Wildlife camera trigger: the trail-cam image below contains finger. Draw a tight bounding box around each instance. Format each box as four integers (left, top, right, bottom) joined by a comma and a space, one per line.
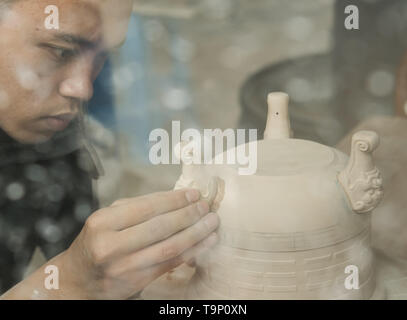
122, 253, 184, 295
105, 189, 201, 230
112, 200, 210, 255
179, 232, 218, 262
110, 198, 133, 207
118, 232, 218, 293
186, 258, 196, 268
149, 232, 218, 275
122, 212, 219, 270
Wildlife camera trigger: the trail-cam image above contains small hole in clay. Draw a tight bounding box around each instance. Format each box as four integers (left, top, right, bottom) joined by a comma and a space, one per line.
276, 112, 279, 115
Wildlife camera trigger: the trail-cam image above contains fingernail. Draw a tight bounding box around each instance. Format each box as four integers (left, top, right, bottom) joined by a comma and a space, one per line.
204, 213, 219, 230
197, 200, 209, 216
186, 258, 196, 267
186, 189, 200, 203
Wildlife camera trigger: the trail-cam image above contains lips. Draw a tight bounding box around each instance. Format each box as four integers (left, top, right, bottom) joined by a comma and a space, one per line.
43, 113, 76, 132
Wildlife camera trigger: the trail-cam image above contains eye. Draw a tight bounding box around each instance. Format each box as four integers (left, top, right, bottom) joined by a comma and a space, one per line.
52, 47, 76, 61
43, 45, 77, 63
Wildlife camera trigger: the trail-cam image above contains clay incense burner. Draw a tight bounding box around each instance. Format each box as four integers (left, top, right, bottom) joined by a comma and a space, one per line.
174, 92, 384, 300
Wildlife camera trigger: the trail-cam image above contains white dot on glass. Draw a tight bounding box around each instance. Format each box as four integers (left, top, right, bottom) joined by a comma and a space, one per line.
36, 219, 62, 243
284, 16, 314, 41
47, 185, 65, 202
172, 37, 195, 62
285, 78, 313, 102
31, 290, 40, 300
6, 182, 25, 201
74, 203, 91, 222
25, 164, 47, 182
16, 64, 40, 90
144, 19, 166, 43
144, 20, 166, 42
113, 66, 135, 91
162, 88, 191, 110
367, 70, 394, 97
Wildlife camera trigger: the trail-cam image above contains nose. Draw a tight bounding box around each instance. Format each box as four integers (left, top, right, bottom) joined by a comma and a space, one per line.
59, 64, 95, 102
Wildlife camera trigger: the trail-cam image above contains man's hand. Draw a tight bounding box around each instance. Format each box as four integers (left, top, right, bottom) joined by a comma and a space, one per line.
1, 189, 219, 300
61, 188, 219, 299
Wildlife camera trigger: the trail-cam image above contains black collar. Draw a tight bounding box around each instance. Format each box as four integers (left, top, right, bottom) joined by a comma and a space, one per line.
0, 120, 82, 167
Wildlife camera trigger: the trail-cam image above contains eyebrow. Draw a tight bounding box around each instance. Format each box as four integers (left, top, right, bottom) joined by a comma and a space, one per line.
51, 33, 99, 49
50, 32, 126, 51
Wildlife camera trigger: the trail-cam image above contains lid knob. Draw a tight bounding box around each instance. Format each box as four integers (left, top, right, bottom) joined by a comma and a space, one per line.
264, 92, 293, 140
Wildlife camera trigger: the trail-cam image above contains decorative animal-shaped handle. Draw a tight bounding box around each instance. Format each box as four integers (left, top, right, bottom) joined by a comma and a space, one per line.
173, 141, 223, 209
338, 131, 384, 213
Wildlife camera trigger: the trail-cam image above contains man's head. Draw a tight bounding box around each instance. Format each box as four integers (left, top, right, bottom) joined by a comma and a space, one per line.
0, 0, 133, 143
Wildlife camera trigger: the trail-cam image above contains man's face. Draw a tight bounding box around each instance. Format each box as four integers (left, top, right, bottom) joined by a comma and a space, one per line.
0, 0, 133, 143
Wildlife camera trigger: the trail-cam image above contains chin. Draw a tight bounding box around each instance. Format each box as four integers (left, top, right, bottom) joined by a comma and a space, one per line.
13, 131, 54, 145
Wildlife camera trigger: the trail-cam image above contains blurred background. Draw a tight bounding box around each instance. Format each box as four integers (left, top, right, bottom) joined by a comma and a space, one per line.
87, 0, 407, 207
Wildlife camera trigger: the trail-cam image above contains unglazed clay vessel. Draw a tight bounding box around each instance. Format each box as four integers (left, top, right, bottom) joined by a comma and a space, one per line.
174, 92, 384, 300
